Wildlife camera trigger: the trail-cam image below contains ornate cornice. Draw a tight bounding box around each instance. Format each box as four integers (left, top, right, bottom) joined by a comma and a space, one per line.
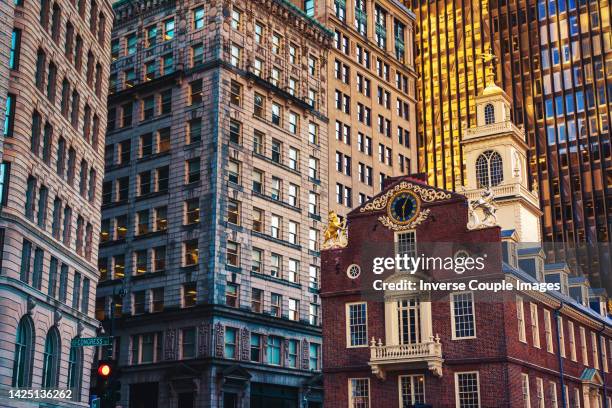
360, 182, 452, 213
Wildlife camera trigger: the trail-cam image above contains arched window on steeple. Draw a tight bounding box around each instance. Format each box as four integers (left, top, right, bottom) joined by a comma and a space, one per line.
476, 150, 503, 188
12, 316, 35, 387
484, 104, 495, 125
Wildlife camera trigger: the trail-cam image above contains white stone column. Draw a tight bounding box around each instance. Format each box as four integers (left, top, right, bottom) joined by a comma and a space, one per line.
420, 300, 433, 343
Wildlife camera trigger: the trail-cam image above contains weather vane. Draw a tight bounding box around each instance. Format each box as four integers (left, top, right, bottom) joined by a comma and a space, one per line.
480, 48, 497, 87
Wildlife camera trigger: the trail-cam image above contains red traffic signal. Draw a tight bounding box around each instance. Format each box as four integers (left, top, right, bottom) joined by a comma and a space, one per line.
97, 361, 112, 378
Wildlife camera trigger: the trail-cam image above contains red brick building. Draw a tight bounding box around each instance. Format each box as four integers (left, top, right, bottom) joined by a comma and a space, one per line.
321, 174, 612, 408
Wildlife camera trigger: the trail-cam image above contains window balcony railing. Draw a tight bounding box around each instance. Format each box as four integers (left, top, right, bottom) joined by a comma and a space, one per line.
368, 336, 443, 379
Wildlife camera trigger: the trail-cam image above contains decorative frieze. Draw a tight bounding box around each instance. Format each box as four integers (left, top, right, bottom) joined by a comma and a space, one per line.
164, 328, 177, 360
214, 322, 225, 358
197, 324, 211, 358
240, 327, 250, 361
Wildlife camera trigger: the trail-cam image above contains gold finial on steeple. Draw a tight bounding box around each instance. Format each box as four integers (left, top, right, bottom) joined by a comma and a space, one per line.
480, 48, 497, 87
480, 49, 504, 97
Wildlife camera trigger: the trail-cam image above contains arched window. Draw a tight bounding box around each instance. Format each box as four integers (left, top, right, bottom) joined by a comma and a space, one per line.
12, 316, 34, 387
42, 328, 60, 388
476, 150, 503, 188
67, 340, 83, 400
484, 103, 495, 125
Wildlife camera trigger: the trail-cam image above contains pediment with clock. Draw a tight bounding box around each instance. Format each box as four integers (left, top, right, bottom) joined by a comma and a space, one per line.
357, 179, 454, 231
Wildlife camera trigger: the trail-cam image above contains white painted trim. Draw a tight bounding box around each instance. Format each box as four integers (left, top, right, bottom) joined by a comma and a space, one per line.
522, 373, 532, 408
517, 295, 527, 343
530, 302, 541, 348
348, 378, 370, 408
398, 374, 426, 406
454, 371, 481, 408
345, 302, 368, 348
450, 291, 477, 340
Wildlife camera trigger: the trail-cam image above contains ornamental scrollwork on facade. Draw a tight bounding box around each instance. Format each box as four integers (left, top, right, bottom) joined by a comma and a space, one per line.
301, 339, 310, 370
197, 324, 211, 358
360, 182, 451, 213
164, 328, 177, 360
378, 209, 431, 231
240, 327, 250, 361
214, 323, 225, 358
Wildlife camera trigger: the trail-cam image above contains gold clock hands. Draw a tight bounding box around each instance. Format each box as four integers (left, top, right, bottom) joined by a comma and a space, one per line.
401, 197, 409, 218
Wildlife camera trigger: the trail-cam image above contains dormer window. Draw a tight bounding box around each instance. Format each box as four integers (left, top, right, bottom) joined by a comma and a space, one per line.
484, 103, 495, 125
476, 150, 503, 188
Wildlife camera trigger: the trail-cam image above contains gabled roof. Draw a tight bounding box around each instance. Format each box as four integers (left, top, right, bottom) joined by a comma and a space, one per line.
580, 368, 603, 385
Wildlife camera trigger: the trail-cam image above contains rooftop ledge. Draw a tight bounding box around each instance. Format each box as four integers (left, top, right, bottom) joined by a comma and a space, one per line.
463, 120, 525, 141
112, 0, 333, 38
463, 182, 540, 209
368, 336, 443, 380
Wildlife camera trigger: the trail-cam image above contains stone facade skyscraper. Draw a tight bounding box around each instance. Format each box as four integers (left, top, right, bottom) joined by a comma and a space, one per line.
96, 1, 330, 406
0, 0, 114, 406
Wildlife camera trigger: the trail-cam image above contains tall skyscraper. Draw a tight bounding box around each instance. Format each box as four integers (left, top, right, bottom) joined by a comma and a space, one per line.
96, 1, 330, 406
316, 0, 418, 214
0, 0, 113, 406
413, 0, 611, 287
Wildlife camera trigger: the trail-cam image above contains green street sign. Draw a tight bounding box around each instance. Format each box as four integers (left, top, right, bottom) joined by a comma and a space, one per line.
72, 337, 113, 347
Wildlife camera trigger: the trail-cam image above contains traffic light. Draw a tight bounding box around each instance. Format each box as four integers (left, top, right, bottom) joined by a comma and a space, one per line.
97, 361, 112, 378
95, 359, 120, 408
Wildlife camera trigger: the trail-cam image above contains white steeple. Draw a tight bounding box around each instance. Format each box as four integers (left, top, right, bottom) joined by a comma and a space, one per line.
461, 53, 542, 243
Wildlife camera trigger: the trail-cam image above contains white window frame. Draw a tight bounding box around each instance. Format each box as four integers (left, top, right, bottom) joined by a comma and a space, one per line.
574, 388, 581, 408
348, 378, 370, 408
346, 302, 368, 348
517, 296, 527, 343
536, 377, 544, 408
544, 309, 554, 353
580, 327, 588, 366
549, 382, 558, 408
522, 373, 531, 408
601, 335, 608, 372
450, 291, 476, 340
394, 230, 416, 272
568, 320, 577, 361
454, 371, 480, 408
591, 331, 599, 369
558, 316, 566, 358
398, 375, 425, 406
530, 303, 541, 348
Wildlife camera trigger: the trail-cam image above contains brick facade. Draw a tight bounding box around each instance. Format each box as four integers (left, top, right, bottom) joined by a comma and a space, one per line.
322, 175, 612, 408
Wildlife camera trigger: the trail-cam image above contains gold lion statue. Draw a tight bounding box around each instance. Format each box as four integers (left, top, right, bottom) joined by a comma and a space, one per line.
322, 211, 348, 249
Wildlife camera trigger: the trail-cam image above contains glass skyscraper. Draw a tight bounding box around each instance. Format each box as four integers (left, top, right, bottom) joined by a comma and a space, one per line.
413, 0, 611, 288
